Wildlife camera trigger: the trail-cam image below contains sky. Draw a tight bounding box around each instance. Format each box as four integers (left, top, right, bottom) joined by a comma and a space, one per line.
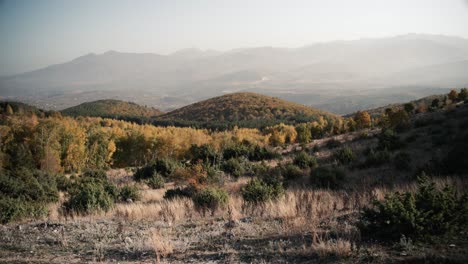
1, 0, 468, 76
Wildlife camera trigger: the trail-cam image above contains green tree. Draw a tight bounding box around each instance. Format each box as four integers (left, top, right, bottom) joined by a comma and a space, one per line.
458, 88, 468, 101
295, 124, 312, 144
403, 103, 415, 114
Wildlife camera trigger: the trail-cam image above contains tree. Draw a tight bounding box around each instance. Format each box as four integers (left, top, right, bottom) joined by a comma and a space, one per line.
448, 89, 458, 102
295, 124, 312, 144
5, 104, 13, 115
458, 88, 468, 102
354, 111, 371, 129
415, 102, 427, 114
403, 103, 414, 114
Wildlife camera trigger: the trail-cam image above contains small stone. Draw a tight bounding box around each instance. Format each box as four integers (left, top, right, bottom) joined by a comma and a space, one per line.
449, 244, 456, 248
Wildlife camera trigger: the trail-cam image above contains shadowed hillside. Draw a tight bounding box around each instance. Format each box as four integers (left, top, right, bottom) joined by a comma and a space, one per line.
61, 99, 163, 119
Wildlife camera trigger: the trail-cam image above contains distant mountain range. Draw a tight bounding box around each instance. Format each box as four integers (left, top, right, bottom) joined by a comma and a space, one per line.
1, 34, 467, 114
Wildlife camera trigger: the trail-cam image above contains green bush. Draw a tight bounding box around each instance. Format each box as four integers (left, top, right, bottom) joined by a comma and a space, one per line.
221, 158, 245, 178
310, 166, 345, 189
393, 152, 412, 171
64, 176, 115, 214
82, 169, 107, 180
192, 187, 229, 216
362, 148, 392, 168
188, 144, 219, 165
293, 151, 318, 169
55, 173, 72, 191
378, 129, 404, 151
133, 158, 179, 181
206, 167, 225, 186
146, 172, 165, 189
223, 143, 250, 160
0, 169, 59, 223
248, 145, 280, 161
119, 185, 141, 202
242, 178, 284, 204
359, 177, 468, 242
0, 197, 47, 224
163, 187, 194, 200
334, 147, 355, 165
281, 163, 304, 182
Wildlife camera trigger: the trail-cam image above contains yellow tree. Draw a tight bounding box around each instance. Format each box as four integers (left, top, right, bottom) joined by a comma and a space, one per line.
60, 118, 87, 172
354, 111, 371, 129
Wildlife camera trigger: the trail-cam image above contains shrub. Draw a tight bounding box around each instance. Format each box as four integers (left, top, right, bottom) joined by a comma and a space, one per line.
188, 144, 219, 165
119, 185, 141, 202
248, 145, 280, 161
281, 163, 304, 182
393, 152, 412, 171
293, 151, 318, 169
82, 169, 107, 180
377, 129, 404, 151
64, 177, 115, 214
163, 187, 194, 200
0, 197, 47, 224
133, 158, 179, 181
334, 147, 355, 165
0, 169, 59, 223
206, 167, 225, 186
310, 166, 345, 189
359, 176, 468, 242
326, 139, 342, 149
192, 187, 229, 216
221, 158, 245, 178
222, 144, 250, 160
242, 178, 284, 204
55, 173, 72, 191
249, 162, 270, 177
147, 172, 165, 189
362, 148, 392, 168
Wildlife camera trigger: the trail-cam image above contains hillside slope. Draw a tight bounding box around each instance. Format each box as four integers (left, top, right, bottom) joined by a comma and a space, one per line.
62, 99, 163, 118
159, 92, 341, 127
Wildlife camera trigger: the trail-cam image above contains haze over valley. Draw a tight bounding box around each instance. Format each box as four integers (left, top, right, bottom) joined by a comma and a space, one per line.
2, 1, 468, 263
1, 34, 468, 114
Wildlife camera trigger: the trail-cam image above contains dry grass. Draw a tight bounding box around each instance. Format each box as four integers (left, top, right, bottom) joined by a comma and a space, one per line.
147, 228, 174, 263
141, 188, 166, 203
312, 238, 353, 258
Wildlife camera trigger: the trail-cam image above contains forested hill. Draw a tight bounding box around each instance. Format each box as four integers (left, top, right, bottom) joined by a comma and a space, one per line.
157, 92, 342, 128
0, 101, 46, 116
61, 99, 163, 119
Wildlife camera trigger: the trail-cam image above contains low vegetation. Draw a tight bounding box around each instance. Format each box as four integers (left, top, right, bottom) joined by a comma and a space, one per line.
1, 89, 468, 263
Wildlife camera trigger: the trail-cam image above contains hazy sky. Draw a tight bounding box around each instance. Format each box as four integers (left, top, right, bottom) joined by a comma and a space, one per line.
1, 0, 468, 76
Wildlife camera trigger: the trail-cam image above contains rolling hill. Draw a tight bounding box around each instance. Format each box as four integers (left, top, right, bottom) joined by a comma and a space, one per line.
61, 99, 163, 119
158, 92, 341, 128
